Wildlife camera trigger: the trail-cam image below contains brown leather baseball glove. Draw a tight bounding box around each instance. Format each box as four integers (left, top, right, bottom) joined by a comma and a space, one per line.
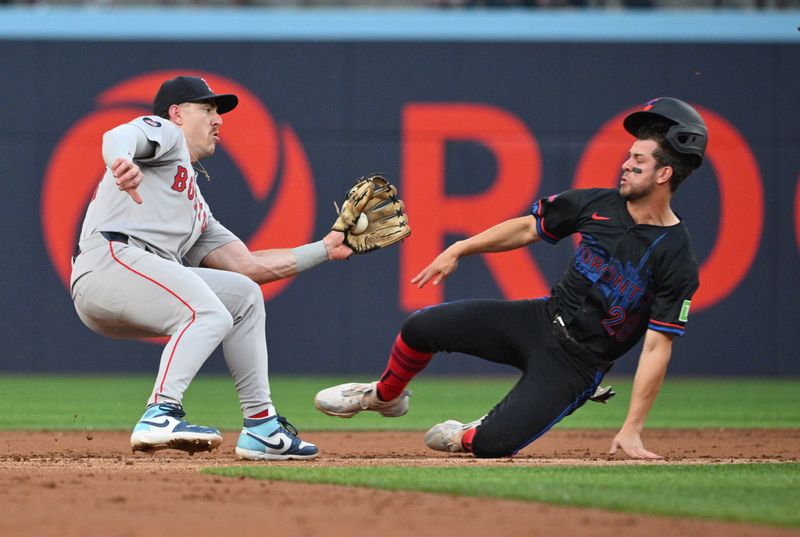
332, 174, 410, 255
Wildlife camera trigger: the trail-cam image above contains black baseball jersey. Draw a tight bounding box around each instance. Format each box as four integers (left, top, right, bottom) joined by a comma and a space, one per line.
531, 188, 699, 361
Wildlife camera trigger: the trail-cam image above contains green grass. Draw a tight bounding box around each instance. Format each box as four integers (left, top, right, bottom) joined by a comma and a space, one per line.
2, 374, 798, 527
205, 463, 800, 527
0, 374, 797, 430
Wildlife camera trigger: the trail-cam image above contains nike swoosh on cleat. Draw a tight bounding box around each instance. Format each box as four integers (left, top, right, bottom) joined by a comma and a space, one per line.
591, 212, 611, 221
139, 419, 171, 428
247, 432, 287, 451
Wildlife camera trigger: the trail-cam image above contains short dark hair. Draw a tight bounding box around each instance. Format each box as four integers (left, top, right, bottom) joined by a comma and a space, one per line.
636, 120, 698, 192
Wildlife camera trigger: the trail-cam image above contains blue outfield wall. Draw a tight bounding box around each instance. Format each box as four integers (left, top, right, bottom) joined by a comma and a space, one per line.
0, 8, 798, 376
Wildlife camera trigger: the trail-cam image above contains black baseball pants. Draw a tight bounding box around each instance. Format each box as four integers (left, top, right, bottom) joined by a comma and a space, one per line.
400, 298, 607, 458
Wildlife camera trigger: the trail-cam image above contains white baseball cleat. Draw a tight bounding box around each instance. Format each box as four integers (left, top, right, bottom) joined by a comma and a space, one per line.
314, 381, 410, 418
424, 417, 485, 453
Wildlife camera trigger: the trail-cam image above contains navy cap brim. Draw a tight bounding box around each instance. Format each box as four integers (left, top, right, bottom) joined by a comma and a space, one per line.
189, 93, 239, 115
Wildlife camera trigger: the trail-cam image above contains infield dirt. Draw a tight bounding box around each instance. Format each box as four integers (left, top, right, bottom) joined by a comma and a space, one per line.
1, 429, 798, 537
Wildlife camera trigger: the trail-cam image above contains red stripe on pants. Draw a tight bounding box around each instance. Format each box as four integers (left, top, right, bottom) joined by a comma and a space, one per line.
108, 242, 196, 403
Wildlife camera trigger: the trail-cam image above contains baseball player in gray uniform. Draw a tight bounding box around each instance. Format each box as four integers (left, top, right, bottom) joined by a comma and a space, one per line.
70, 76, 353, 460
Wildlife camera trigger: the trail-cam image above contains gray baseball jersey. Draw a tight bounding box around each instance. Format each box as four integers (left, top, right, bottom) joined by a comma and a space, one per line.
71, 116, 274, 416
79, 116, 236, 264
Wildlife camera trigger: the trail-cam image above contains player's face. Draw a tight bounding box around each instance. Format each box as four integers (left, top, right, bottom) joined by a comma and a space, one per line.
179, 102, 223, 161
619, 139, 661, 201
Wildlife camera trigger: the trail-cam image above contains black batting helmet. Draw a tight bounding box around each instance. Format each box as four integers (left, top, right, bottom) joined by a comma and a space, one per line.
623, 97, 708, 168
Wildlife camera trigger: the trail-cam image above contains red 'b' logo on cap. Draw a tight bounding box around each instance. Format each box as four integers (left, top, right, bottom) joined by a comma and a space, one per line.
41, 70, 316, 301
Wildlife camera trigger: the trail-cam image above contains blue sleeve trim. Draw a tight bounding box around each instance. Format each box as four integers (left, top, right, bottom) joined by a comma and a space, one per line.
531, 201, 558, 245
648, 322, 685, 337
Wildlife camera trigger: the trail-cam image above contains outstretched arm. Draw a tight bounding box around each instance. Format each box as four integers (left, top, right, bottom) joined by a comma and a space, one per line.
608, 329, 673, 459
412, 215, 540, 288
200, 230, 352, 284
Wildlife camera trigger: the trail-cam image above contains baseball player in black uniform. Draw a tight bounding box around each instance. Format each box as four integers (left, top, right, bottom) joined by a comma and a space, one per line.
315, 97, 707, 459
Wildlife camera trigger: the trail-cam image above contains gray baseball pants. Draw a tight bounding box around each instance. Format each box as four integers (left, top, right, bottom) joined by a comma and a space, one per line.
71, 234, 272, 417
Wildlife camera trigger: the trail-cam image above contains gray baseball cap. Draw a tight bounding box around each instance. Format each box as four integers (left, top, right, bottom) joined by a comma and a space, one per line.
152, 76, 239, 116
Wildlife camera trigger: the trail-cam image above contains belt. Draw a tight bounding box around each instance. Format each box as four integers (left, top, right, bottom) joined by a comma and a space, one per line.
551, 313, 612, 372
75, 231, 130, 257
100, 231, 129, 244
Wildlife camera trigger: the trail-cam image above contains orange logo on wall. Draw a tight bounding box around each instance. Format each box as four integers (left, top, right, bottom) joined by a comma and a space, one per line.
40, 70, 316, 302
400, 102, 764, 314
400, 103, 547, 311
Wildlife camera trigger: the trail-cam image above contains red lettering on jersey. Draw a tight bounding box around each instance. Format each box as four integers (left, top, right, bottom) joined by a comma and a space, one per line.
400, 103, 546, 311
600, 264, 617, 284
573, 104, 764, 313
616, 313, 639, 342
601, 306, 639, 342
187, 176, 196, 200
601, 306, 626, 335
171, 166, 188, 192
613, 273, 628, 294
626, 284, 642, 303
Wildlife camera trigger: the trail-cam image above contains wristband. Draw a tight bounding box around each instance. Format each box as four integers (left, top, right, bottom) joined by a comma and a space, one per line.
292, 240, 329, 273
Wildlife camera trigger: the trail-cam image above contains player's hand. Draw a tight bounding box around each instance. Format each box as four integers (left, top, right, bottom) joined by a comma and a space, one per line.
411, 247, 460, 288
111, 157, 143, 204
323, 230, 354, 260
608, 428, 662, 459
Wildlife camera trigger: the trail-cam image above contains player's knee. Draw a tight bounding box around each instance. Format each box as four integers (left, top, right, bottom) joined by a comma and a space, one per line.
236, 274, 266, 320
399, 310, 437, 352
200, 304, 234, 338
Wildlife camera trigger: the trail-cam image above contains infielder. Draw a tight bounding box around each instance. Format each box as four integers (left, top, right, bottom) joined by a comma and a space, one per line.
70, 75, 354, 460
316, 97, 706, 459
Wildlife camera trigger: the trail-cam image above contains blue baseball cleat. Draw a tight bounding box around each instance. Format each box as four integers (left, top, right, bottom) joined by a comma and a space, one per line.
235, 415, 319, 461
130, 402, 222, 454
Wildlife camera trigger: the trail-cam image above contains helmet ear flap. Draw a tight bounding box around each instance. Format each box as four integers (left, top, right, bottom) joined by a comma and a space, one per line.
665, 122, 707, 169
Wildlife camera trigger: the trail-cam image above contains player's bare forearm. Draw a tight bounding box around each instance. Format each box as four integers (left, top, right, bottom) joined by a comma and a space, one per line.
202, 233, 351, 283
625, 330, 673, 430
201, 240, 298, 283
456, 216, 541, 256
412, 216, 540, 288
609, 329, 673, 458
248, 249, 300, 282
